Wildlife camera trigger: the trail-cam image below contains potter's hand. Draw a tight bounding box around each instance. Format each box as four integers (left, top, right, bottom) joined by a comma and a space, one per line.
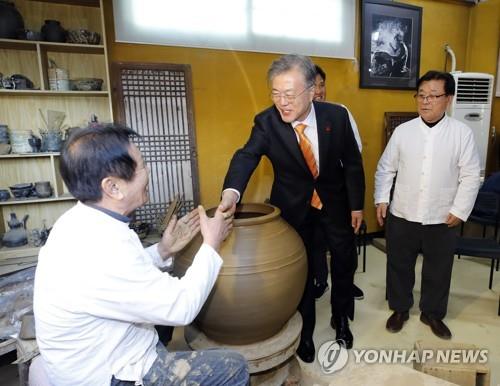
351, 210, 363, 234
219, 190, 238, 219
376, 203, 388, 226
199, 205, 233, 252
158, 208, 200, 257
445, 213, 462, 228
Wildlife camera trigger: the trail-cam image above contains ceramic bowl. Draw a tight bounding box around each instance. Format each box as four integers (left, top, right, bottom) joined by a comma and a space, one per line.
67, 29, 101, 45
71, 78, 103, 91
10, 183, 34, 198
34, 181, 52, 198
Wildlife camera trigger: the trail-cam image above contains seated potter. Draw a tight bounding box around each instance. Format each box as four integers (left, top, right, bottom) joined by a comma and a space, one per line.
33, 124, 249, 386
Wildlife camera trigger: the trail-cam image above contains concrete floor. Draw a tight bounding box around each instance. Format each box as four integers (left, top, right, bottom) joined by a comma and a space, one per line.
1, 244, 499, 385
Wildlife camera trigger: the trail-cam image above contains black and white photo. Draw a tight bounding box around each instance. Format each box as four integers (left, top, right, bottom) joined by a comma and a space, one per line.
360, 0, 422, 89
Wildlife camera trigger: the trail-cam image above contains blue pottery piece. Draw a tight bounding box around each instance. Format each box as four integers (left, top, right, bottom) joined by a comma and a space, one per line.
0, 189, 10, 201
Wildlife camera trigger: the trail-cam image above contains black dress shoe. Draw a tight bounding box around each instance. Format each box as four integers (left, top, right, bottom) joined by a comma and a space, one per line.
314, 282, 329, 300
331, 316, 353, 349
420, 313, 452, 340
353, 284, 364, 300
386, 311, 409, 333
296, 338, 315, 363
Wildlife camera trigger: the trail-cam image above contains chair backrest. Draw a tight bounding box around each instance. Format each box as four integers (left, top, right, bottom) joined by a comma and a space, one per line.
472, 191, 500, 218
480, 171, 500, 195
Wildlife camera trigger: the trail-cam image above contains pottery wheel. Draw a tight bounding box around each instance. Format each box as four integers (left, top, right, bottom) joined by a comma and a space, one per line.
185, 311, 302, 374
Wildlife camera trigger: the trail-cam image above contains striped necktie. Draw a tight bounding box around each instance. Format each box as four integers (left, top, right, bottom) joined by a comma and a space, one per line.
294, 124, 323, 209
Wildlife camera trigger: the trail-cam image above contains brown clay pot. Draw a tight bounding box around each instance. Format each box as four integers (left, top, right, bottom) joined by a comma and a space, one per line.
174, 203, 307, 345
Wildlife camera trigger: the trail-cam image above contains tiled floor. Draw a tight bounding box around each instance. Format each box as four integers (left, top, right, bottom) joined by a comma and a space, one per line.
1, 244, 499, 385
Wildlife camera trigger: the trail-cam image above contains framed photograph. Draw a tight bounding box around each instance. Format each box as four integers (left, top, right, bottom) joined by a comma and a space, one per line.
360, 0, 422, 90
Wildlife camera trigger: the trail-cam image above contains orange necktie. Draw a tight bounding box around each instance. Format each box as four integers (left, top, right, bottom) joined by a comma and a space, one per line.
294, 124, 323, 209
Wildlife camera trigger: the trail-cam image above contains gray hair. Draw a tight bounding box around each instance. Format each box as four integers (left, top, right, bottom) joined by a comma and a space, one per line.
267, 54, 316, 87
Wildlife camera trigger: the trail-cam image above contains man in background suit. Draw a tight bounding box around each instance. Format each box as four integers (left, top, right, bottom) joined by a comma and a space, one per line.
218, 54, 365, 363
312, 64, 365, 301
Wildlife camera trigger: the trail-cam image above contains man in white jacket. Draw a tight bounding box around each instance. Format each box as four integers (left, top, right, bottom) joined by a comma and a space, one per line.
374, 71, 480, 340
34, 124, 249, 386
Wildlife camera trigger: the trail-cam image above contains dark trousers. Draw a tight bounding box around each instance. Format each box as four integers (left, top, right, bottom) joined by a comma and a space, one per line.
296, 208, 357, 341
386, 213, 456, 320
155, 325, 174, 345
111, 341, 249, 386
312, 223, 329, 286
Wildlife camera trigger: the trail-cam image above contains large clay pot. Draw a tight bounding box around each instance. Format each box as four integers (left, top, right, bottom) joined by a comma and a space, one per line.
174, 203, 307, 345
0, 1, 24, 39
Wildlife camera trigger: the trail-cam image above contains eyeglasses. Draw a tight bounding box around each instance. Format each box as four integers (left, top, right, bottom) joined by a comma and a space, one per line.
270, 85, 313, 103
414, 93, 447, 103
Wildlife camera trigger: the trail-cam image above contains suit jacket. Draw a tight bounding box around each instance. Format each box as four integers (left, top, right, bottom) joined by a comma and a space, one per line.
223, 101, 365, 230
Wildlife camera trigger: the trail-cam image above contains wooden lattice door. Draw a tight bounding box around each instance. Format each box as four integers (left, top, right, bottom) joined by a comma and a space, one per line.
111, 62, 199, 229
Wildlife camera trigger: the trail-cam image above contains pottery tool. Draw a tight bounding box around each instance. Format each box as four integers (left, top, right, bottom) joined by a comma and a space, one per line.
47, 109, 66, 131
158, 194, 183, 233
38, 108, 48, 129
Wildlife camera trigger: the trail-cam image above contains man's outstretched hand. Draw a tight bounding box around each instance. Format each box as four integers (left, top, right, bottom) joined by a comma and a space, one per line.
158, 208, 200, 257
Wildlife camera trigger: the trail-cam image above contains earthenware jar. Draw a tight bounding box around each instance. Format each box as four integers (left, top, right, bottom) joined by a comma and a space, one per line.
0, 1, 24, 39
41, 20, 66, 42
174, 203, 307, 345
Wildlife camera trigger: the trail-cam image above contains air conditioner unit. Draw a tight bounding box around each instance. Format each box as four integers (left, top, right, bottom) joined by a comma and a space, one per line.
448, 72, 494, 178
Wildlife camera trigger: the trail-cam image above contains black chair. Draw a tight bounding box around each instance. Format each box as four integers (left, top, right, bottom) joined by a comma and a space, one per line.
455, 236, 500, 290
455, 191, 500, 315
454, 236, 500, 315
461, 191, 500, 240
459, 191, 500, 273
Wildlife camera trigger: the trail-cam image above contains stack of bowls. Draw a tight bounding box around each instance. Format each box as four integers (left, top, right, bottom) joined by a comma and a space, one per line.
0, 124, 11, 155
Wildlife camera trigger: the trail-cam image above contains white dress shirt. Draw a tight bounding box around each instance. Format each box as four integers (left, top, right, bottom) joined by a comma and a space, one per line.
374, 115, 480, 224
34, 202, 222, 386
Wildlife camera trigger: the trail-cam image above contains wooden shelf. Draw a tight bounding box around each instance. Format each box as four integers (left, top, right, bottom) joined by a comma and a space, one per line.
0, 338, 17, 357
0, 152, 60, 159
0, 89, 109, 97
0, 194, 75, 206
0, 38, 104, 54
29, 0, 100, 7
0, 244, 40, 261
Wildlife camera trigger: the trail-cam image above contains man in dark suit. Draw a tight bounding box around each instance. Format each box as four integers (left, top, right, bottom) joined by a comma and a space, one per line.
218, 54, 365, 363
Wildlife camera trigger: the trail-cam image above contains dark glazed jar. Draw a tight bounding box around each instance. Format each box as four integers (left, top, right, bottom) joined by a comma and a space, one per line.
174, 203, 307, 345
0, 1, 25, 39
41, 20, 66, 42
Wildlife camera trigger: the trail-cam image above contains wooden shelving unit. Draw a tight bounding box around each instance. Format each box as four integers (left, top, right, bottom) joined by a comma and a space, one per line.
0, 0, 112, 265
